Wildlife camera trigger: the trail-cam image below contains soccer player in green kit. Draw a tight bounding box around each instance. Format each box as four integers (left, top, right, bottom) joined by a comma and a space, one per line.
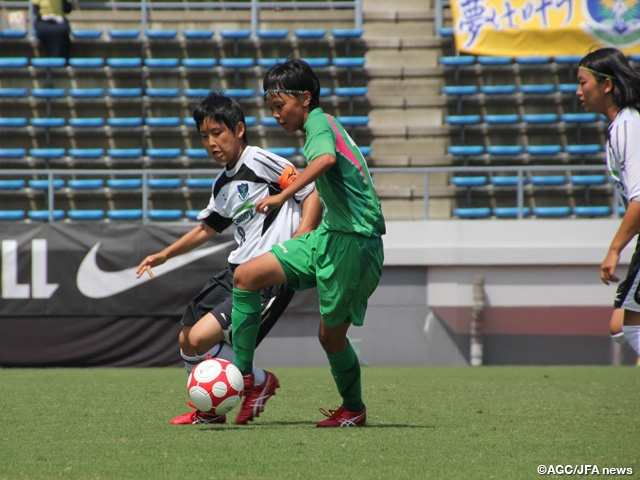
231, 57, 385, 427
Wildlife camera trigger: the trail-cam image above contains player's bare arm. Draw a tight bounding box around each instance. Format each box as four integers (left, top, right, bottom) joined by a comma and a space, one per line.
255, 153, 336, 215
293, 189, 323, 238
136, 222, 216, 279
601, 200, 640, 285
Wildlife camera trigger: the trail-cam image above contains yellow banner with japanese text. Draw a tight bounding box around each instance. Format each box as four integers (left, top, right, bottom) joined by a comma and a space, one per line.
451, 0, 640, 56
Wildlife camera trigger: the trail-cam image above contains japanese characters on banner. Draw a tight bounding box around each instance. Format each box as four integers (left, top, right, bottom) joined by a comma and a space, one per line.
451, 0, 640, 56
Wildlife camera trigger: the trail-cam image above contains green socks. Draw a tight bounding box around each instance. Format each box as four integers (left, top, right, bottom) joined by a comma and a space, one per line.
327, 342, 364, 412
231, 287, 262, 376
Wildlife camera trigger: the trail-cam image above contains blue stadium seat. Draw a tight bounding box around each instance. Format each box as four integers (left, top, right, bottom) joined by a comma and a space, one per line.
515, 56, 551, 65
533, 206, 571, 218
225, 89, 255, 98
561, 113, 599, 123
0, 57, 28, 68
334, 87, 368, 97
522, 113, 558, 124
107, 58, 142, 68
570, 174, 607, 186
260, 118, 279, 127
146, 29, 178, 39
183, 88, 210, 98
148, 209, 183, 220
107, 117, 143, 127
554, 55, 582, 64
477, 56, 511, 66
69, 88, 104, 98
31, 88, 66, 98
359, 146, 371, 156
332, 57, 365, 68
67, 179, 105, 190
69, 57, 104, 68
267, 147, 297, 158
565, 144, 602, 155
0, 30, 27, 38
28, 210, 65, 221
490, 176, 521, 187
68, 118, 104, 128
0, 179, 26, 189
258, 58, 286, 68
557, 84, 578, 94
30, 118, 66, 128
183, 117, 197, 127
145, 88, 180, 98
184, 178, 215, 189
257, 29, 289, 39
220, 29, 252, 40
530, 175, 566, 186
219, 58, 255, 68
294, 29, 327, 39
28, 179, 65, 190
68, 148, 104, 159
185, 210, 201, 220
480, 85, 516, 95
525, 145, 562, 155
108, 88, 143, 98
0, 118, 27, 127
107, 209, 143, 220
520, 84, 555, 94
0, 88, 27, 97
0, 148, 26, 158
108, 29, 140, 39
71, 29, 103, 39
107, 178, 142, 189
67, 209, 105, 220
184, 149, 209, 159
337, 116, 369, 127
487, 145, 522, 155
245, 116, 257, 127
146, 148, 182, 159
144, 58, 180, 68
147, 178, 182, 189
303, 57, 330, 68
453, 207, 491, 219
573, 206, 611, 217
493, 207, 531, 218
183, 30, 214, 39
182, 58, 216, 68
437, 27, 454, 37
29, 148, 66, 159
0, 210, 26, 221
446, 114, 481, 125
448, 145, 484, 156
145, 117, 181, 127
443, 85, 478, 95
484, 114, 519, 124
107, 148, 143, 159
332, 28, 363, 39
31, 57, 66, 68
440, 56, 475, 66
451, 176, 487, 187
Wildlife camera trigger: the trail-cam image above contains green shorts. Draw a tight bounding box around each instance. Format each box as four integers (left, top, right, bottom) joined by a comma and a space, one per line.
271, 226, 384, 327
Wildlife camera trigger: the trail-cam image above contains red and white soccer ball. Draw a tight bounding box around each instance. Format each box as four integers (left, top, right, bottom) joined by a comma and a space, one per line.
187, 358, 245, 415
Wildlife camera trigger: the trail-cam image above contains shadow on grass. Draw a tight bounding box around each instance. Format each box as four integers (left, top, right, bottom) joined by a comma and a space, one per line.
201, 421, 436, 430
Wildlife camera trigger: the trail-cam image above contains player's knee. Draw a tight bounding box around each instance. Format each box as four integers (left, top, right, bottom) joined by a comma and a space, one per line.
233, 263, 254, 291
318, 331, 347, 354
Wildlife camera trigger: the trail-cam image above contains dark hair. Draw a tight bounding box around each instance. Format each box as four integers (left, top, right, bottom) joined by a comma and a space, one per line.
579, 47, 640, 110
192, 91, 248, 144
263, 57, 321, 110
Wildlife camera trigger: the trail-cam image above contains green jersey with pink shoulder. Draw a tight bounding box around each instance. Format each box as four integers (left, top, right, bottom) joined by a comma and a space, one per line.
302, 108, 385, 238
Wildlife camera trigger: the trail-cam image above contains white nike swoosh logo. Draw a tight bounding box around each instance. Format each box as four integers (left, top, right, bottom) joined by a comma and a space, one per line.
76, 241, 234, 299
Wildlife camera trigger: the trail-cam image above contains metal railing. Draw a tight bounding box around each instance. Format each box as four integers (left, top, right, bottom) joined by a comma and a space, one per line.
0, 0, 363, 38
1, 164, 619, 222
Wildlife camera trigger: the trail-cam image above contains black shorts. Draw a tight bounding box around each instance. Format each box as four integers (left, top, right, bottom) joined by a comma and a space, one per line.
180, 265, 294, 347
614, 236, 640, 311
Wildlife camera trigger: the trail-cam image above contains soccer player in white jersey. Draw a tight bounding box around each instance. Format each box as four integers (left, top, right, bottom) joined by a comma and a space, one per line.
577, 48, 640, 357
136, 91, 322, 425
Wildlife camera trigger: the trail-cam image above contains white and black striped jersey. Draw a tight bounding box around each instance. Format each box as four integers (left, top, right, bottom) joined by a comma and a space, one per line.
607, 107, 640, 205
197, 145, 315, 265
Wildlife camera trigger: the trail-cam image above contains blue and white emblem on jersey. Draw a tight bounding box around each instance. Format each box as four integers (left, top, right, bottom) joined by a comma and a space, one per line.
237, 183, 249, 200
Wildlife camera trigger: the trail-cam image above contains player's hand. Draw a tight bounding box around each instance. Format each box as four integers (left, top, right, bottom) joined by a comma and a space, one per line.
255, 194, 285, 215
600, 251, 620, 285
136, 253, 167, 279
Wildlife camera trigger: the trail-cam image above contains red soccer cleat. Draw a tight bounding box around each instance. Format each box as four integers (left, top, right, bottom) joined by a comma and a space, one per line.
170, 403, 227, 425
243, 373, 255, 396
316, 405, 367, 427
235, 370, 280, 425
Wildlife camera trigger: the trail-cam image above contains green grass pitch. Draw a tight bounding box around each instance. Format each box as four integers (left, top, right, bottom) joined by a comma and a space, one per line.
0, 366, 638, 479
